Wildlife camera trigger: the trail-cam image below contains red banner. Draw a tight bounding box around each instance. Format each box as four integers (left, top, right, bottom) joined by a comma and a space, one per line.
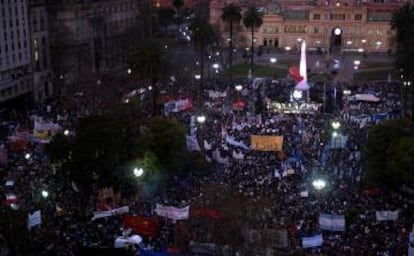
122, 214, 158, 237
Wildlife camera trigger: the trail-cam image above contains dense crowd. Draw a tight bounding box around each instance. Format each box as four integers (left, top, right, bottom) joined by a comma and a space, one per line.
0, 78, 412, 256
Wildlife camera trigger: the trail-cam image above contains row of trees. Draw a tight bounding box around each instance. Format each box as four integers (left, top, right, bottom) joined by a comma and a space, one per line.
391, 4, 414, 120
46, 99, 207, 197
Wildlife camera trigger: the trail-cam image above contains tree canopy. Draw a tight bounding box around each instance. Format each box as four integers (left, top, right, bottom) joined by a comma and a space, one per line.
46, 100, 207, 196
391, 4, 414, 120
243, 6, 263, 67
221, 3, 242, 83
364, 119, 414, 188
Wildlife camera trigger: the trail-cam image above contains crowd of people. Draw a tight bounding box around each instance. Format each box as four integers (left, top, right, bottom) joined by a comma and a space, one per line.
0, 77, 412, 256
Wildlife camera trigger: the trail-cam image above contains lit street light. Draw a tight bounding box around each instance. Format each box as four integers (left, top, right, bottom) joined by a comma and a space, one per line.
41, 190, 49, 198
194, 74, 201, 80
312, 179, 326, 191
133, 167, 144, 177
127, 68, 132, 75
196, 115, 206, 125
235, 84, 243, 100
331, 121, 341, 130
64, 129, 70, 136
25, 153, 31, 160
270, 57, 277, 64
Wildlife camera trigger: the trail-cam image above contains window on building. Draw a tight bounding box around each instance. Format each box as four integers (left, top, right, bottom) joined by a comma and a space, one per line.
314, 27, 319, 33
355, 14, 362, 21
313, 13, 320, 20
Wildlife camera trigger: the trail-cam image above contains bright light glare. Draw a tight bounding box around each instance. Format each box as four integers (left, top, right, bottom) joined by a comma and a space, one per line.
41, 190, 49, 198
312, 179, 326, 190
331, 121, 341, 130
133, 167, 144, 177
196, 115, 206, 124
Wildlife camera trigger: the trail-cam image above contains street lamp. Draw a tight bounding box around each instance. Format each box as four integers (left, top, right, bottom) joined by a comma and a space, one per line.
343, 89, 351, 96
133, 167, 144, 177
331, 121, 341, 130
312, 179, 326, 191
41, 190, 49, 198
353, 60, 361, 66
270, 57, 277, 64
194, 74, 201, 80
235, 84, 243, 100
25, 153, 31, 160
127, 68, 132, 75
64, 129, 70, 136
196, 115, 206, 125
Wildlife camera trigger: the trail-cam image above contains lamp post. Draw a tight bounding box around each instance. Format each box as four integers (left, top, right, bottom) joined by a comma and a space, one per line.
41, 190, 49, 199
133, 167, 144, 178
403, 80, 411, 114
331, 120, 341, 130
196, 115, 206, 125
195, 74, 201, 104
312, 179, 326, 191
235, 84, 243, 101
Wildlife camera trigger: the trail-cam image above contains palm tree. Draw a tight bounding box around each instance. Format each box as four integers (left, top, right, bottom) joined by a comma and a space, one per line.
243, 6, 263, 69
190, 17, 218, 97
391, 4, 414, 120
128, 41, 170, 115
221, 3, 242, 85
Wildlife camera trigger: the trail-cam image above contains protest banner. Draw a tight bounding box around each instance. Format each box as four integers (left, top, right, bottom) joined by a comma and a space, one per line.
155, 204, 190, 220
123, 214, 158, 237
251, 135, 283, 151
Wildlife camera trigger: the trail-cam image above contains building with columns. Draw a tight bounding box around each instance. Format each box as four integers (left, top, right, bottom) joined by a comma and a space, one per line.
210, 0, 414, 53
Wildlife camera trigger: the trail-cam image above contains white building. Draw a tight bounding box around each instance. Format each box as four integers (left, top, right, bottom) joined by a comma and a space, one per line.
0, 0, 33, 103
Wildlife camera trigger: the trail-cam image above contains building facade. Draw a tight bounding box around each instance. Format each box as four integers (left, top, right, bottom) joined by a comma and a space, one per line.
0, 0, 33, 103
210, 0, 414, 53
48, 0, 149, 84
29, 0, 53, 102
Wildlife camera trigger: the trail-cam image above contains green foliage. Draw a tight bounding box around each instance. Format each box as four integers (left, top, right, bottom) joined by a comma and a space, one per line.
242, 6, 264, 30
364, 119, 414, 188
189, 17, 218, 50
46, 101, 206, 193
242, 6, 264, 67
127, 40, 171, 115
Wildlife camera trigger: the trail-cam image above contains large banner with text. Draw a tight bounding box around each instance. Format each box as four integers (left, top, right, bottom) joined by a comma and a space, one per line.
250, 135, 283, 152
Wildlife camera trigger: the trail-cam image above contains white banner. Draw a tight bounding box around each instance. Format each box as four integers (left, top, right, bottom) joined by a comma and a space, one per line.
225, 136, 250, 150
213, 149, 230, 165
155, 204, 189, 220
302, 234, 323, 248
204, 140, 212, 150
319, 213, 345, 231
27, 210, 41, 230
300, 190, 309, 197
114, 235, 143, 248
186, 135, 201, 152
92, 206, 129, 220
376, 210, 399, 221
232, 150, 244, 160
